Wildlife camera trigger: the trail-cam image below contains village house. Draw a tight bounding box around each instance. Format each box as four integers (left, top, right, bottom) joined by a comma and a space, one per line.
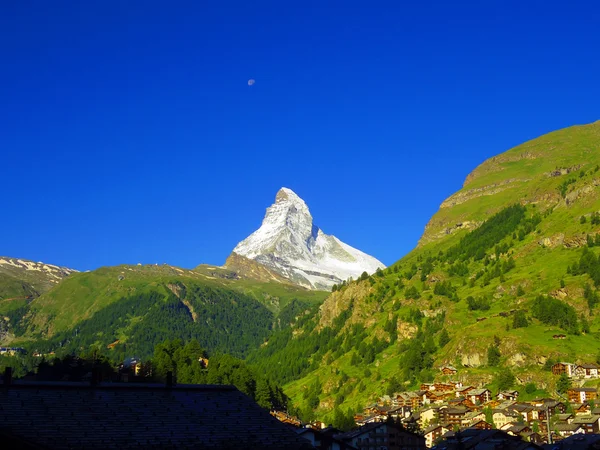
418, 407, 439, 429
574, 402, 593, 415
455, 385, 475, 398
440, 366, 458, 376
553, 422, 585, 438
556, 413, 574, 423
497, 390, 519, 401
567, 387, 598, 403
575, 363, 600, 379
460, 411, 487, 427
505, 424, 531, 437
422, 390, 444, 405
354, 414, 378, 426
439, 406, 470, 426
437, 382, 457, 392
493, 409, 521, 428
469, 419, 493, 430
387, 405, 412, 420
423, 423, 451, 448
511, 403, 539, 422
271, 410, 302, 427
571, 415, 600, 434
529, 399, 566, 416
552, 362, 576, 377
467, 388, 492, 404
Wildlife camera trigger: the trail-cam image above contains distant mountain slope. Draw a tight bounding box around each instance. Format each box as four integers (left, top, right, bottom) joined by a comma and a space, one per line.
247, 120, 600, 420
3, 262, 327, 358
0, 257, 77, 342
231, 187, 385, 290
0, 256, 76, 301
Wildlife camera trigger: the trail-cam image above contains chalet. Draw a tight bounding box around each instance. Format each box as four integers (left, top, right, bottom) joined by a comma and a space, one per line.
575, 363, 600, 378
409, 391, 424, 409
553, 334, 567, 339
271, 410, 302, 427
364, 403, 393, 421
567, 387, 598, 403
467, 388, 492, 404
434, 382, 456, 392
529, 399, 566, 415
572, 402, 593, 415
307, 421, 328, 430
336, 421, 426, 450
468, 419, 493, 430
522, 432, 543, 445
422, 390, 442, 405
461, 410, 487, 427
418, 407, 439, 428
423, 423, 451, 448
497, 390, 519, 401
439, 406, 469, 426
505, 424, 531, 437
552, 362, 576, 377
556, 413, 574, 423
493, 409, 521, 428
395, 393, 411, 407
511, 403, 539, 422
571, 415, 600, 434
554, 422, 585, 438
0, 378, 313, 449
355, 414, 380, 426
440, 365, 458, 376
455, 385, 475, 398
387, 405, 412, 420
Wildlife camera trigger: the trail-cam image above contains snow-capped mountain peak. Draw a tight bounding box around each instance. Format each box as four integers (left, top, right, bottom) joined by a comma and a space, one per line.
230, 188, 385, 290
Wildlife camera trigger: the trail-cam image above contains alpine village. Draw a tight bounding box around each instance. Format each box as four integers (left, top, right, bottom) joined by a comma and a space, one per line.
4, 120, 600, 449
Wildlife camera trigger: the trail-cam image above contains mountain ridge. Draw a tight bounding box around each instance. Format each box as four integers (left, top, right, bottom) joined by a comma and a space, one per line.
247, 120, 600, 420
231, 187, 385, 290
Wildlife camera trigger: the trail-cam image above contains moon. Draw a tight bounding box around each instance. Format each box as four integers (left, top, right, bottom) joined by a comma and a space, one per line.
247, 79, 255, 86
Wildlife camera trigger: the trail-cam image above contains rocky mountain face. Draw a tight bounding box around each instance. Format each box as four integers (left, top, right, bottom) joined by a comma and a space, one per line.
228, 188, 385, 290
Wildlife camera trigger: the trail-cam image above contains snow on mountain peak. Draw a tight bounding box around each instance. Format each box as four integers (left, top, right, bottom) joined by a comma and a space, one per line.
230, 188, 385, 290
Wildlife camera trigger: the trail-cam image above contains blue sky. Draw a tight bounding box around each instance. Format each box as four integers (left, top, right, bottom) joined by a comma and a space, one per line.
1, 1, 599, 271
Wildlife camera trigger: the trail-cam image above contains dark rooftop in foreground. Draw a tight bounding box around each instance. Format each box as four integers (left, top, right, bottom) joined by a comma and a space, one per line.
0, 380, 313, 449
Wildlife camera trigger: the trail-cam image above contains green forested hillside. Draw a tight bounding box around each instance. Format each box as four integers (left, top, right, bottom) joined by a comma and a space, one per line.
2, 264, 327, 362
247, 120, 600, 422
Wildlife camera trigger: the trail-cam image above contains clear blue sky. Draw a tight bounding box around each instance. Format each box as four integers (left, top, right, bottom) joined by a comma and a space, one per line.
2, 1, 599, 271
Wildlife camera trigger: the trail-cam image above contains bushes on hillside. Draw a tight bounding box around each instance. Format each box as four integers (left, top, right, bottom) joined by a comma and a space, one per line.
570, 247, 600, 287
531, 295, 579, 334
466, 295, 491, 311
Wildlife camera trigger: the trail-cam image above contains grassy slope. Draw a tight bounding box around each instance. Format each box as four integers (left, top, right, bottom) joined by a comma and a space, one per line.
263, 121, 600, 419
0, 257, 75, 315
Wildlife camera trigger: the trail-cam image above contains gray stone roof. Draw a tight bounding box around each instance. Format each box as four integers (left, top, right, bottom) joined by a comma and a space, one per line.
0, 381, 313, 449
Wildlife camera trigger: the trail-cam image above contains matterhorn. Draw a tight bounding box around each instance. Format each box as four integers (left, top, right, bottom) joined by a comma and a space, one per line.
227, 187, 385, 290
